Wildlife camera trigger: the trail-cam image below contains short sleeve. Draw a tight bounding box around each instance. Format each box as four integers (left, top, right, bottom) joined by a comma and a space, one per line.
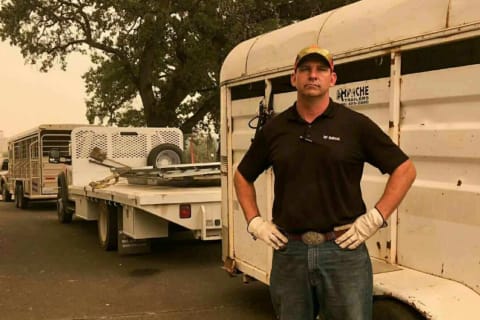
237, 130, 271, 182
361, 117, 409, 174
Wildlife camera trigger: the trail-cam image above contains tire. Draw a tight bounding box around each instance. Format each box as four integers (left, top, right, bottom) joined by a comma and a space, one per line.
14, 184, 19, 208
15, 183, 28, 209
57, 172, 73, 223
147, 144, 183, 168
98, 202, 118, 251
2, 183, 12, 202
373, 298, 425, 320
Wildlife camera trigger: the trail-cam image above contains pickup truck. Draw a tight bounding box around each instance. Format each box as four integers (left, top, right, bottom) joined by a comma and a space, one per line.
0, 158, 12, 202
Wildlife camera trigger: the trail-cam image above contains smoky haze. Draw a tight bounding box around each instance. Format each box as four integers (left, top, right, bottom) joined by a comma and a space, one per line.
0, 42, 90, 138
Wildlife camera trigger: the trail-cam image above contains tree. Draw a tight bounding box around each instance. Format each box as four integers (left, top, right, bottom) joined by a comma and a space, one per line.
0, 0, 359, 133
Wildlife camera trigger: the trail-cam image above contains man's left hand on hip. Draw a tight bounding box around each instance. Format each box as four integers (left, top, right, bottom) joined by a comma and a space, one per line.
335, 208, 385, 249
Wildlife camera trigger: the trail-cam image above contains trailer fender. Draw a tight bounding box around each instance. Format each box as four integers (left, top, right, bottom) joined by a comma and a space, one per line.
373, 267, 480, 319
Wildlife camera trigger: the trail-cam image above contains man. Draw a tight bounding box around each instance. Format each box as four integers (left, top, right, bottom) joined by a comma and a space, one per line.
234, 45, 416, 320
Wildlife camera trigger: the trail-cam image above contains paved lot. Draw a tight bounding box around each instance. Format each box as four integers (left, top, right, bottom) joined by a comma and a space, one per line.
0, 200, 275, 320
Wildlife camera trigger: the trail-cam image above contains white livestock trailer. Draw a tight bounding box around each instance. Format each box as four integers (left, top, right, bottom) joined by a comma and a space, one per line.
4, 124, 86, 208
220, 0, 480, 318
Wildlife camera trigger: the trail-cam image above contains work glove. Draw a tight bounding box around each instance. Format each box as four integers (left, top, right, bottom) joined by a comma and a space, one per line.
247, 216, 288, 250
335, 208, 386, 250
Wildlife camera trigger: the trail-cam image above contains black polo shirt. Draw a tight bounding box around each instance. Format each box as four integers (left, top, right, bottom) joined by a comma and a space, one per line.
237, 99, 409, 233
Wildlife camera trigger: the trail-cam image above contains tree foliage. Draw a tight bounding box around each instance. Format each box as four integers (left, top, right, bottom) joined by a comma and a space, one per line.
0, 0, 359, 133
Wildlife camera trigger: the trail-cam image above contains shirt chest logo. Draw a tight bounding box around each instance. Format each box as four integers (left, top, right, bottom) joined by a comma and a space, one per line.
323, 135, 341, 142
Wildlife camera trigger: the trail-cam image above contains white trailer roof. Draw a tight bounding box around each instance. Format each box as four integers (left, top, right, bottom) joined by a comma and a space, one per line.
8, 124, 92, 143
220, 0, 480, 84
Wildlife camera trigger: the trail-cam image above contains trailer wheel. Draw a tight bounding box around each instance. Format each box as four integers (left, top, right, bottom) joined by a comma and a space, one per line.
57, 172, 73, 223
373, 298, 425, 320
98, 202, 118, 251
2, 183, 12, 202
147, 144, 183, 168
15, 183, 28, 209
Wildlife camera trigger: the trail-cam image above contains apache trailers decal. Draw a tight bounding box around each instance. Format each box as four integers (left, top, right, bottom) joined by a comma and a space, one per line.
336, 84, 370, 106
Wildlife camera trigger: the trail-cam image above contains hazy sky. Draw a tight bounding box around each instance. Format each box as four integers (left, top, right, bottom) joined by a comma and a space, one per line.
0, 41, 91, 137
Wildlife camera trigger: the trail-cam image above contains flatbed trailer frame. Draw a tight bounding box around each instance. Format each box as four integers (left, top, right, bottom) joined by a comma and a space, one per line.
69, 181, 221, 242
57, 126, 221, 253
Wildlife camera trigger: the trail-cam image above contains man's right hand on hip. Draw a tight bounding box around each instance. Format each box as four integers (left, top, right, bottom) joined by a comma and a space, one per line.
247, 216, 288, 250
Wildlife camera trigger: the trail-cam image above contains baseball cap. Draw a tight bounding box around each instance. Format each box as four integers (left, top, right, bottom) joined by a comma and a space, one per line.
294, 45, 334, 70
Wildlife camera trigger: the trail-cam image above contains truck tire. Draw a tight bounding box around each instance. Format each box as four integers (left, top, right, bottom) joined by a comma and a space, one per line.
147, 144, 183, 168
57, 172, 73, 223
2, 183, 12, 202
15, 183, 28, 209
98, 202, 118, 251
373, 298, 425, 320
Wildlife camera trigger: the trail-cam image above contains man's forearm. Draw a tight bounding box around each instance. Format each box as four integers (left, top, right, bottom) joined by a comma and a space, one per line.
234, 170, 288, 249
337, 159, 416, 249
376, 159, 416, 219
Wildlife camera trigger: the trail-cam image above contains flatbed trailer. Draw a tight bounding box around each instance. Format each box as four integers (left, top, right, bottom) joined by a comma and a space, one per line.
56, 126, 221, 253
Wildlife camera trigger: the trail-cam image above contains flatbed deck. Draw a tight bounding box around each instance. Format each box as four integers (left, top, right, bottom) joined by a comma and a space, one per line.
70, 179, 221, 206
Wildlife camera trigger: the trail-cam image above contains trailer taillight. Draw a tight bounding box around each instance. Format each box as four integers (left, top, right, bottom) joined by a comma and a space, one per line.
179, 204, 191, 219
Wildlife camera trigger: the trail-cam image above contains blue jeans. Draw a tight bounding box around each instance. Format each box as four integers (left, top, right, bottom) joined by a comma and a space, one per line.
269, 240, 372, 320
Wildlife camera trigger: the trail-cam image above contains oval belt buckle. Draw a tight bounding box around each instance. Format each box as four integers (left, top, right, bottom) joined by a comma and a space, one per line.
301, 231, 326, 245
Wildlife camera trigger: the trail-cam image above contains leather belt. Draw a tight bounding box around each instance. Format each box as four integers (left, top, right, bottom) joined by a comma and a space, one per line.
286, 229, 348, 245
